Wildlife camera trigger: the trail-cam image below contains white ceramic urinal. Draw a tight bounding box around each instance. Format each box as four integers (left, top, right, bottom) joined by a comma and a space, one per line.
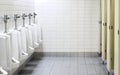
17, 27, 28, 63
7, 30, 20, 73
31, 24, 39, 48
0, 36, 9, 71
25, 25, 34, 54
37, 25, 42, 43
0, 35, 11, 75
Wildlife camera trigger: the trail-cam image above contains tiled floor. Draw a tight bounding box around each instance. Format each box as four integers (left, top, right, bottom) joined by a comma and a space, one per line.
17, 54, 108, 75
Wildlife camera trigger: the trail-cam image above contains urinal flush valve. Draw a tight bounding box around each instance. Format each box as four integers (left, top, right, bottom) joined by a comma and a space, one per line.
33, 12, 37, 24
28, 13, 33, 25
22, 13, 27, 20
22, 13, 27, 27
4, 15, 10, 33
14, 14, 20, 21
14, 14, 21, 30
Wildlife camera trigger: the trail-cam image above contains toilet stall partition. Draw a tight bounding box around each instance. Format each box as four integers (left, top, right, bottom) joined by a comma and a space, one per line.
106, 0, 114, 73
115, 0, 120, 75
98, 0, 102, 55
102, 0, 107, 63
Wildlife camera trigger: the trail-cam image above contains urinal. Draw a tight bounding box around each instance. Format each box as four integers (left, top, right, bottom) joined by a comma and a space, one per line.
0, 36, 9, 70
7, 30, 20, 73
37, 25, 42, 44
106, 0, 114, 74
32, 12, 42, 44
0, 67, 8, 75
25, 25, 34, 54
17, 27, 28, 63
27, 13, 38, 49
31, 23, 39, 48
102, 0, 107, 63
0, 34, 11, 75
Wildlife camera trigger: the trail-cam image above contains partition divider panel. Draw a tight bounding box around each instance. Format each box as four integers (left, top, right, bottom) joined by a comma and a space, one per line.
102, 0, 108, 62
106, 0, 114, 72
114, 0, 120, 75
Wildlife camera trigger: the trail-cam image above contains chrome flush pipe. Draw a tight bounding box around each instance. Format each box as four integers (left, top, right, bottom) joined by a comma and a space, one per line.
22, 13, 27, 27
28, 13, 33, 25
4, 15, 10, 33
33, 12, 37, 24
14, 14, 21, 30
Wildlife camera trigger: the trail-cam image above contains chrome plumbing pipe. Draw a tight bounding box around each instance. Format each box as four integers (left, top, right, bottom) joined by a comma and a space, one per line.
28, 13, 33, 25
4, 15, 10, 33
33, 12, 37, 24
22, 13, 27, 27
14, 14, 21, 30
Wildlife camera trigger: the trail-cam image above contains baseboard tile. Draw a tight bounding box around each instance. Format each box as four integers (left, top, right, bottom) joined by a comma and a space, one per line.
33, 52, 99, 57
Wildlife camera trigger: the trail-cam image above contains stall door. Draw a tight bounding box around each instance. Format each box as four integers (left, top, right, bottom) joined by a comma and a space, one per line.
114, 0, 120, 75
102, 0, 107, 62
98, 0, 102, 55
106, 0, 114, 72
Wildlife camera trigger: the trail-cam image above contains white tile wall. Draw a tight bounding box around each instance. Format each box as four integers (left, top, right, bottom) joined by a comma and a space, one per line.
35, 0, 99, 52
0, 0, 34, 33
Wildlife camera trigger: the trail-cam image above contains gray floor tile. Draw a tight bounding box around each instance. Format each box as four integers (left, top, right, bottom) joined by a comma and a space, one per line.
17, 54, 108, 75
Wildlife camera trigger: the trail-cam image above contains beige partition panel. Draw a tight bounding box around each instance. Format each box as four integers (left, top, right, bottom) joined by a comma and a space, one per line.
98, 0, 102, 54
107, 0, 114, 72
102, 0, 107, 62
114, 0, 120, 75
